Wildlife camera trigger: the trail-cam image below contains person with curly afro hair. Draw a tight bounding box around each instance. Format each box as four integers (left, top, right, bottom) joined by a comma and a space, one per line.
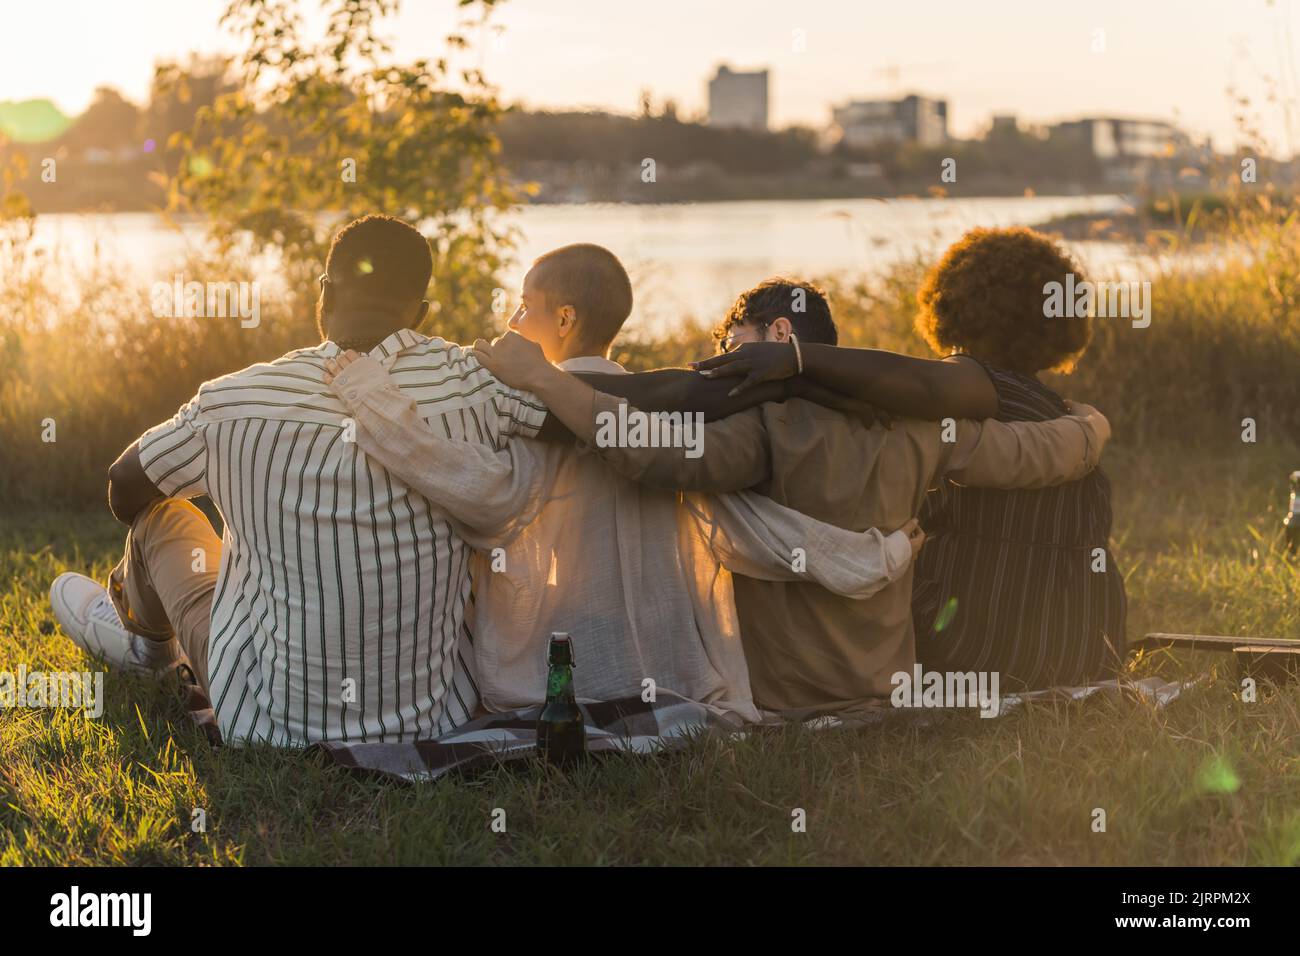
690, 227, 1125, 689
915, 226, 1092, 376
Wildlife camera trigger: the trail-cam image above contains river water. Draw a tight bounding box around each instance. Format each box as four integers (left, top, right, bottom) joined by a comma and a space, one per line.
27, 194, 1154, 335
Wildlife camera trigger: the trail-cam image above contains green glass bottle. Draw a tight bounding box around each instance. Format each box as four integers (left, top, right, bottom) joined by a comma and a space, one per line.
537, 632, 585, 766
1285, 470, 1300, 556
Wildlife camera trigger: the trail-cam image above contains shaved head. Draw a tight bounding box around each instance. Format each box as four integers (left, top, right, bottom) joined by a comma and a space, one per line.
529, 243, 633, 353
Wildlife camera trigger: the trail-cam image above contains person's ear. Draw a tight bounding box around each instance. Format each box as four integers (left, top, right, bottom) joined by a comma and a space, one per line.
557, 305, 577, 339
769, 316, 793, 342
414, 299, 430, 325
320, 277, 334, 316
316, 278, 335, 339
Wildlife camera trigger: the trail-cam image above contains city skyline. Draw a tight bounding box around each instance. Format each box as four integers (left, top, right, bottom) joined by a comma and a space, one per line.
3, 0, 1300, 154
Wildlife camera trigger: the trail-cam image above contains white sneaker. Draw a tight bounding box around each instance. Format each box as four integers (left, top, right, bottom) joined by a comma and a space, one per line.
49, 572, 186, 675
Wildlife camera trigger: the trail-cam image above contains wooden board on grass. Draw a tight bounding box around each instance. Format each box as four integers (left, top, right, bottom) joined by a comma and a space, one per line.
1137, 633, 1300, 684
1234, 645, 1300, 683
1136, 632, 1298, 652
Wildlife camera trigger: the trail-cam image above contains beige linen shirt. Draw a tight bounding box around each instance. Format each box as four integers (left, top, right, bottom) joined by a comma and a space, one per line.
331, 354, 916, 723
566, 392, 1111, 714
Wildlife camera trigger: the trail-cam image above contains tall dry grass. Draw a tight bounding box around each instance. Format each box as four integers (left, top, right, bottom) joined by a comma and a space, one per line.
821, 199, 1300, 447
0, 235, 311, 506
2, 204, 1298, 510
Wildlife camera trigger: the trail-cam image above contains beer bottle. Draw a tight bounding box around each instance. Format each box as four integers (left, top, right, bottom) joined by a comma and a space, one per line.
1286, 470, 1300, 556
537, 632, 585, 766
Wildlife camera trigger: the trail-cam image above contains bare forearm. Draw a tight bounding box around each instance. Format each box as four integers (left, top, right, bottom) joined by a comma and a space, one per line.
531, 366, 784, 447
801, 345, 929, 411
528, 363, 607, 445
525, 365, 770, 491
799, 345, 996, 421
574, 368, 786, 420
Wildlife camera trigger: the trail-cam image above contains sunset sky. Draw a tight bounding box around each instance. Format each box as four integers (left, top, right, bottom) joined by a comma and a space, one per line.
3, 0, 1300, 154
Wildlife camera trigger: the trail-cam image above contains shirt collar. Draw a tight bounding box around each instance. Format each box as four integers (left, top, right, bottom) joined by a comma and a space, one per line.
558, 355, 627, 374
321, 328, 429, 364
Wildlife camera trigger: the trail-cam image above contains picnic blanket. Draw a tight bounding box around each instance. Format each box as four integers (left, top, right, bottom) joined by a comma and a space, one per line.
796, 675, 1196, 730
310, 691, 743, 782
179, 675, 1195, 782
1000, 675, 1193, 712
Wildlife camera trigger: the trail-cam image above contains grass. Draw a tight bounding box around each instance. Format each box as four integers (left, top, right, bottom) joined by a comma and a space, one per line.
3, 439, 1298, 866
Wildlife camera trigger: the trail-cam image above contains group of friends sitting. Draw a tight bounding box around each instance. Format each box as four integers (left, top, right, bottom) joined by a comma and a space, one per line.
49, 214, 1123, 745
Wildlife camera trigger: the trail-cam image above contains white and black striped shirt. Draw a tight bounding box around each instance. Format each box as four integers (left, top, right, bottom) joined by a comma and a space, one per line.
137, 328, 547, 746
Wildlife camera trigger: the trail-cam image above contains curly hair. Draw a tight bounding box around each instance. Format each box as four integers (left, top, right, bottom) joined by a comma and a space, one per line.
712, 277, 838, 348
915, 227, 1092, 373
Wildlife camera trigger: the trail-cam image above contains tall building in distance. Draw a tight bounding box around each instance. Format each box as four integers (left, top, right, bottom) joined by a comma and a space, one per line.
832, 94, 949, 149
1046, 116, 1195, 187
707, 65, 769, 131
1047, 117, 1190, 160
989, 114, 1019, 137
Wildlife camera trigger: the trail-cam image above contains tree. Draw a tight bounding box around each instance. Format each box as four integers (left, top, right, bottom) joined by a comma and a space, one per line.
168, 0, 515, 342
59, 87, 142, 153
0, 141, 34, 246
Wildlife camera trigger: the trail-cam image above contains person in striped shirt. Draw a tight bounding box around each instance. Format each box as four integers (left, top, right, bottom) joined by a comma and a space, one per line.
50, 215, 560, 745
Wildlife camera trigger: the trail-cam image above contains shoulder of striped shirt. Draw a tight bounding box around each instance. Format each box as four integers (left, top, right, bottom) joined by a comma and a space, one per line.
191, 338, 487, 403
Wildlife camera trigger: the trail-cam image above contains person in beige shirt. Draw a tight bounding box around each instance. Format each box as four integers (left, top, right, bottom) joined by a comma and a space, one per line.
469, 315, 1111, 716
324, 245, 924, 722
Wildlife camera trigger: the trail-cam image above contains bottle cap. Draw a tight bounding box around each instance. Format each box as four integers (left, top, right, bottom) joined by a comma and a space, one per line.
547, 632, 574, 666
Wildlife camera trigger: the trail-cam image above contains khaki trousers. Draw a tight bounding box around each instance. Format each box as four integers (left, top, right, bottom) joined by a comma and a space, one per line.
107, 498, 222, 694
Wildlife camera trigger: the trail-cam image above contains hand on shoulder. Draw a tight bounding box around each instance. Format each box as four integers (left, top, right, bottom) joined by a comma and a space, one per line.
323, 350, 393, 404
471, 331, 552, 392
1062, 400, 1111, 452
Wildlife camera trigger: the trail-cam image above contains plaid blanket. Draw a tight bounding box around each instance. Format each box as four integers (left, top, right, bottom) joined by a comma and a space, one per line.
178, 675, 1194, 780
793, 675, 1194, 729
309, 692, 743, 782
